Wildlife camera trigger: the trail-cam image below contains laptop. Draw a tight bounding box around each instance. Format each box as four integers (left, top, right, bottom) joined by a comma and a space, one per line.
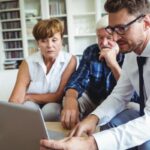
0, 101, 65, 150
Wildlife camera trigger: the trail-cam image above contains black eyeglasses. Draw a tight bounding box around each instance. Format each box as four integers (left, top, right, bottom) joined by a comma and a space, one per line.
105, 14, 145, 35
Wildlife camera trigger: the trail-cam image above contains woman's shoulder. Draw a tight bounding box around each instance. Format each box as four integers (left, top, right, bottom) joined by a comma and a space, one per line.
60, 51, 72, 57
57, 51, 77, 69
26, 51, 41, 62
59, 51, 73, 62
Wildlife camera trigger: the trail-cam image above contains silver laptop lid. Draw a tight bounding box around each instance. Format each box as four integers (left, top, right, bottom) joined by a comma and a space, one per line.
0, 101, 49, 150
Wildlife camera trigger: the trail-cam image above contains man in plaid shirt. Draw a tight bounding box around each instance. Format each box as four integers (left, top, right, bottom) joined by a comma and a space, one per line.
60, 15, 128, 130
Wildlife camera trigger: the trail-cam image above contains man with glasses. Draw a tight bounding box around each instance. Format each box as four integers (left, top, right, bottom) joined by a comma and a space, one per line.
40, 0, 150, 149
105, 14, 145, 36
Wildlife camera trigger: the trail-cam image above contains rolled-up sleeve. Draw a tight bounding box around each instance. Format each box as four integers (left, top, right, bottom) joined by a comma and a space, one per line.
93, 108, 150, 150
91, 52, 150, 149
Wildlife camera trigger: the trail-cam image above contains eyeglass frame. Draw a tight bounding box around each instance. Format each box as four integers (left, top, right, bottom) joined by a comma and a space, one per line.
105, 14, 145, 35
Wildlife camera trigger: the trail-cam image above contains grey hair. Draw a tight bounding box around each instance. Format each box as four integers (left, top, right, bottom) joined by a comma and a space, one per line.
96, 15, 108, 30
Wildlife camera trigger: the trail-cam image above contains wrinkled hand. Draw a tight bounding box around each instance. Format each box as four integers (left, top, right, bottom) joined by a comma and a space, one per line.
69, 114, 99, 137
61, 96, 80, 130
99, 43, 119, 68
40, 136, 98, 150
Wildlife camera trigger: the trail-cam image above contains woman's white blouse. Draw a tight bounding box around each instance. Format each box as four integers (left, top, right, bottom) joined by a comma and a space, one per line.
26, 51, 72, 93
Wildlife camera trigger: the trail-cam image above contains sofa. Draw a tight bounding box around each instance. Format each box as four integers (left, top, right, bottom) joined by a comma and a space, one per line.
0, 69, 18, 101
0, 69, 139, 110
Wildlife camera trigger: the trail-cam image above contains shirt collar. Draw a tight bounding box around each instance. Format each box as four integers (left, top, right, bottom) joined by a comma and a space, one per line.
117, 53, 124, 63
138, 41, 150, 57
33, 51, 44, 64
34, 50, 65, 65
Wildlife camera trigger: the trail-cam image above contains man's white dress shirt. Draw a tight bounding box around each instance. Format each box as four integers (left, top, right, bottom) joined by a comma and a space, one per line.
92, 41, 150, 150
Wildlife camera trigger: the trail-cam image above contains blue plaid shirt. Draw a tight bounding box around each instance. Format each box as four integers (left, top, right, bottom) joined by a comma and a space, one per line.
65, 44, 125, 105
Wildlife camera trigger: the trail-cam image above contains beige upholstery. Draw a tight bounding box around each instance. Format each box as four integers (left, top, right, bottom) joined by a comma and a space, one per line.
0, 69, 139, 111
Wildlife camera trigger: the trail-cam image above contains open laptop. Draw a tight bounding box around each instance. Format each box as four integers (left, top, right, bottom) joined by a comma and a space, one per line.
0, 101, 65, 150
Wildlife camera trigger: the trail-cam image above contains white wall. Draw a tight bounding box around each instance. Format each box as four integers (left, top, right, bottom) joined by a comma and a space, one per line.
0, 69, 18, 101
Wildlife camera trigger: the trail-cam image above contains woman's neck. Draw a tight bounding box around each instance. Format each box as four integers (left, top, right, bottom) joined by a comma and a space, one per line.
43, 57, 55, 74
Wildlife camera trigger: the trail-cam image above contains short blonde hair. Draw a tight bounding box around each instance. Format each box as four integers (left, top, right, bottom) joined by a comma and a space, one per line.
96, 15, 108, 30
33, 18, 64, 41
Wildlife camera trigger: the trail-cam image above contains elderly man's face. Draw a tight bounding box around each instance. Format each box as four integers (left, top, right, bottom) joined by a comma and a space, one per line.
96, 28, 117, 50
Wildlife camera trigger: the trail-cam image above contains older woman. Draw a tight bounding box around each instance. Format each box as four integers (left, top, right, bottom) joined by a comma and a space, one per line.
9, 18, 76, 121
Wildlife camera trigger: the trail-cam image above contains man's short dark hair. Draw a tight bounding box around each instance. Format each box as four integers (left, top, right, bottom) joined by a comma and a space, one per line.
104, 0, 150, 16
